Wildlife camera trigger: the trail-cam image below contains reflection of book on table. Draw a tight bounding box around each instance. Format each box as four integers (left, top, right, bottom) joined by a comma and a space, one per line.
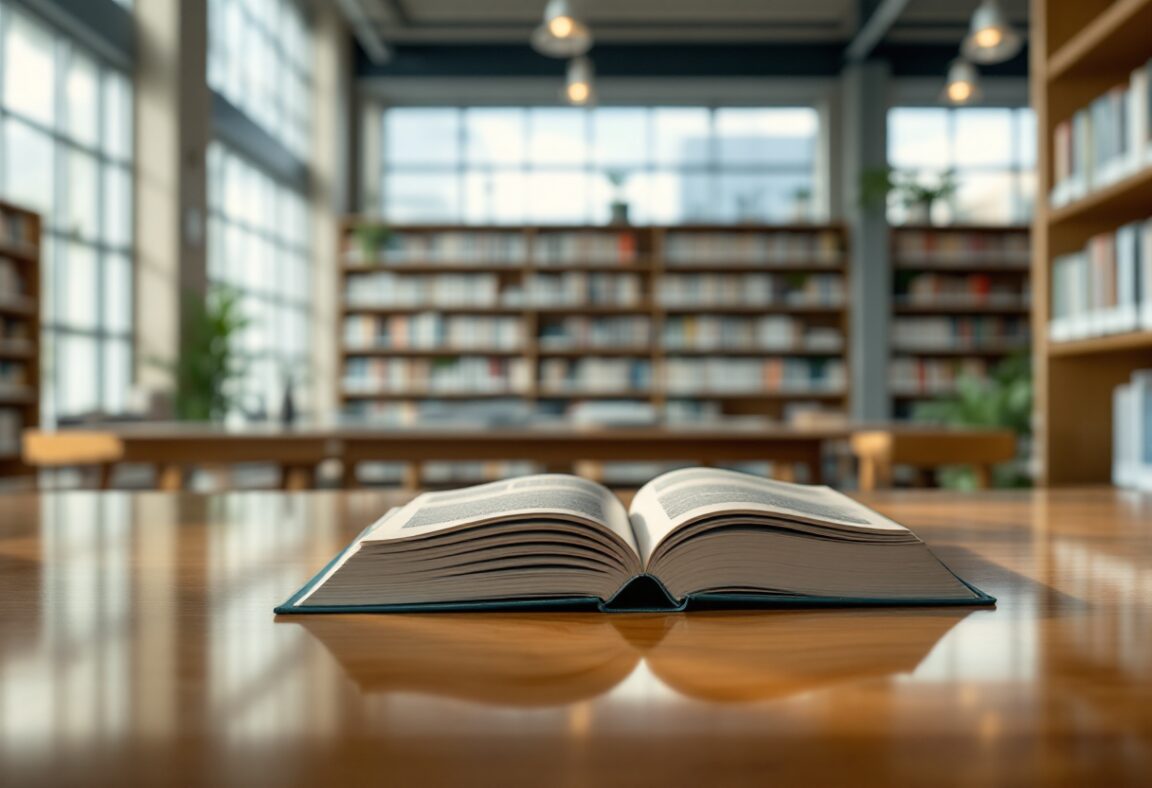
276, 468, 993, 612
295, 609, 969, 705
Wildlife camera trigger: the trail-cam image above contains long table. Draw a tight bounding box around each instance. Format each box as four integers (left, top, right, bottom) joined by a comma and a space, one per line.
21, 422, 1017, 491
0, 487, 1148, 785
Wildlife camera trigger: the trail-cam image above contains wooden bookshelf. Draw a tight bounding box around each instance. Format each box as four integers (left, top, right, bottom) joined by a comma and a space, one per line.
0, 200, 41, 477
338, 222, 850, 424
889, 225, 1031, 419
1033, 0, 1152, 484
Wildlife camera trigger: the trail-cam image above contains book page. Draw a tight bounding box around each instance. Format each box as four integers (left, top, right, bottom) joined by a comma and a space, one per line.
628, 467, 910, 564
365, 474, 638, 555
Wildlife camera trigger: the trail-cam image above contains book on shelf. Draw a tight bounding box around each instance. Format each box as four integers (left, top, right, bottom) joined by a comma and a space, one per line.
343, 357, 530, 396
0, 212, 31, 250
345, 272, 505, 308
0, 408, 21, 455
343, 314, 523, 351
664, 230, 843, 265
657, 272, 844, 307
663, 315, 843, 352
1112, 370, 1152, 491
665, 358, 845, 395
890, 358, 992, 396
534, 231, 639, 264
344, 229, 528, 265
1049, 217, 1152, 341
275, 468, 993, 613
539, 358, 652, 393
528, 272, 641, 306
537, 316, 651, 349
1050, 57, 1152, 208
893, 229, 1030, 266
892, 316, 1030, 351
898, 273, 1029, 307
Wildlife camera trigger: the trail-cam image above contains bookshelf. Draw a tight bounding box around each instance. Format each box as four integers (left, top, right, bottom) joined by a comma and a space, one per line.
338, 222, 850, 426
889, 225, 1031, 418
1033, 0, 1152, 484
0, 200, 41, 478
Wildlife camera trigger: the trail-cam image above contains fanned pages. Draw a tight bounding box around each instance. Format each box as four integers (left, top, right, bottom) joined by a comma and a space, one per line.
278, 469, 992, 613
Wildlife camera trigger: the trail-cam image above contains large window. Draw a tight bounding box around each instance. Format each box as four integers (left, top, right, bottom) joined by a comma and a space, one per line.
378, 106, 821, 224
208, 0, 312, 159
0, 3, 133, 422
888, 106, 1035, 224
206, 144, 311, 415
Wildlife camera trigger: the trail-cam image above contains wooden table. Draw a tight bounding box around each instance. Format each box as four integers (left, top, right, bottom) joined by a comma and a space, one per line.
20, 422, 1016, 492
0, 487, 1149, 786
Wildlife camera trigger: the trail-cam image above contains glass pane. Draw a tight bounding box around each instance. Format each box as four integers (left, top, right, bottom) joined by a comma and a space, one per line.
465, 108, 525, 165
385, 172, 460, 221
529, 109, 586, 165
716, 172, 812, 223
59, 242, 98, 330
652, 108, 711, 165
65, 50, 100, 147
645, 171, 698, 224
2, 119, 54, 216
1016, 108, 1036, 168
103, 165, 132, 248
103, 70, 133, 161
67, 150, 100, 239
103, 340, 131, 413
526, 171, 589, 223
593, 108, 649, 166
464, 170, 526, 224
103, 252, 132, 333
954, 171, 1015, 223
1015, 172, 1036, 223
954, 109, 1013, 166
58, 334, 99, 417
715, 108, 817, 165
888, 108, 950, 169
385, 109, 460, 166
3, 11, 56, 126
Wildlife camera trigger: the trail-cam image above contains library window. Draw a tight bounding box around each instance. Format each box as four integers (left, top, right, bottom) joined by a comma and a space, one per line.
888, 106, 1035, 225
379, 106, 821, 224
207, 0, 312, 159
206, 143, 312, 416
0, 2, 134, 422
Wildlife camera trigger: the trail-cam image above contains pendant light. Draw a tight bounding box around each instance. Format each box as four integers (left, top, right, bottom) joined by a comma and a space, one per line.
564, 56, 595, 105
961, 0, 1023, 64
531, 0, 593, 58
942, 58, 981, 105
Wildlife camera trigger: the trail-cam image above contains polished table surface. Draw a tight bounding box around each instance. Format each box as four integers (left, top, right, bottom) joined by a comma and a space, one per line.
1, 487, 1150, 786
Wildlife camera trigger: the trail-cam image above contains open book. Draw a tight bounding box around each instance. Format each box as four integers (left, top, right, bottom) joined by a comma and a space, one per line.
275, 468, 993, 613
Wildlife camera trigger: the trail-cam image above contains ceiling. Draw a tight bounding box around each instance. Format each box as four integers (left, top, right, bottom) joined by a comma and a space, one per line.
342, 0, 1029, 45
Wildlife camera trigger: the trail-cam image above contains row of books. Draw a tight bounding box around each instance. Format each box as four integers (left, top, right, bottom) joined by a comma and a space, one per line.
527, 273, 642, 306
662, 316, 843, 351
538, 317, 651, 349
535, 232, 640, 264
1050, 58, 1152, 207
0, 317, 31, 342
0, 258, 27, 298
664, 231, 843, 264
897, 273, 1029, 307
345, 231, 528, 264
657, 273, 844, 307
664, 358, 846, 395
1113, 370, 1152, 491
343, 358, 531, 394
0, 213, 32, 249
890, 358, 991, 395
538, 359, 653, 392
0, 409, 21, 455
0, 360, 28, 386
891, 317, 1030, 351
343, 315, 524, 350
893, 231, 1030, 266
1049, 218, 1152, 341
346, 273, 503, 307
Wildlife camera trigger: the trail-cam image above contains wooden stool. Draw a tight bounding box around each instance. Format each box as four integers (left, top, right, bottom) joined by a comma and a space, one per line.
851, 428, 1017, 491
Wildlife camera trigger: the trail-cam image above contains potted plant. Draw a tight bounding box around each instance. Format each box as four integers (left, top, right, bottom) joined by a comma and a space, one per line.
914, 354, 1033, 489
790, 186, 813, 222
859, 167, 959, 225
606, 170, 630, 225
151, 286, 250, 422
353, 223, 392, 264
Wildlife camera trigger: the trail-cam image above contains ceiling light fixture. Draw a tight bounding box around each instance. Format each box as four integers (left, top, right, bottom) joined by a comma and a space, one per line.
564, 56, 595, 106
531, 0, 593, 58
942, 57, 982, 105
961, 0, 1023, 64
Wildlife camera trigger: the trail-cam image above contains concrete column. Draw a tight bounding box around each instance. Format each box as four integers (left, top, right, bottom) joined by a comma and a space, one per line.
134, 0, 210, 390
840, 59, 891, 421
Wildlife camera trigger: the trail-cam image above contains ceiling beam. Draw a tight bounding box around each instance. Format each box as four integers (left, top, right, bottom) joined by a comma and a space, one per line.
845, 0, 912, 62
336, 0, 393, 64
